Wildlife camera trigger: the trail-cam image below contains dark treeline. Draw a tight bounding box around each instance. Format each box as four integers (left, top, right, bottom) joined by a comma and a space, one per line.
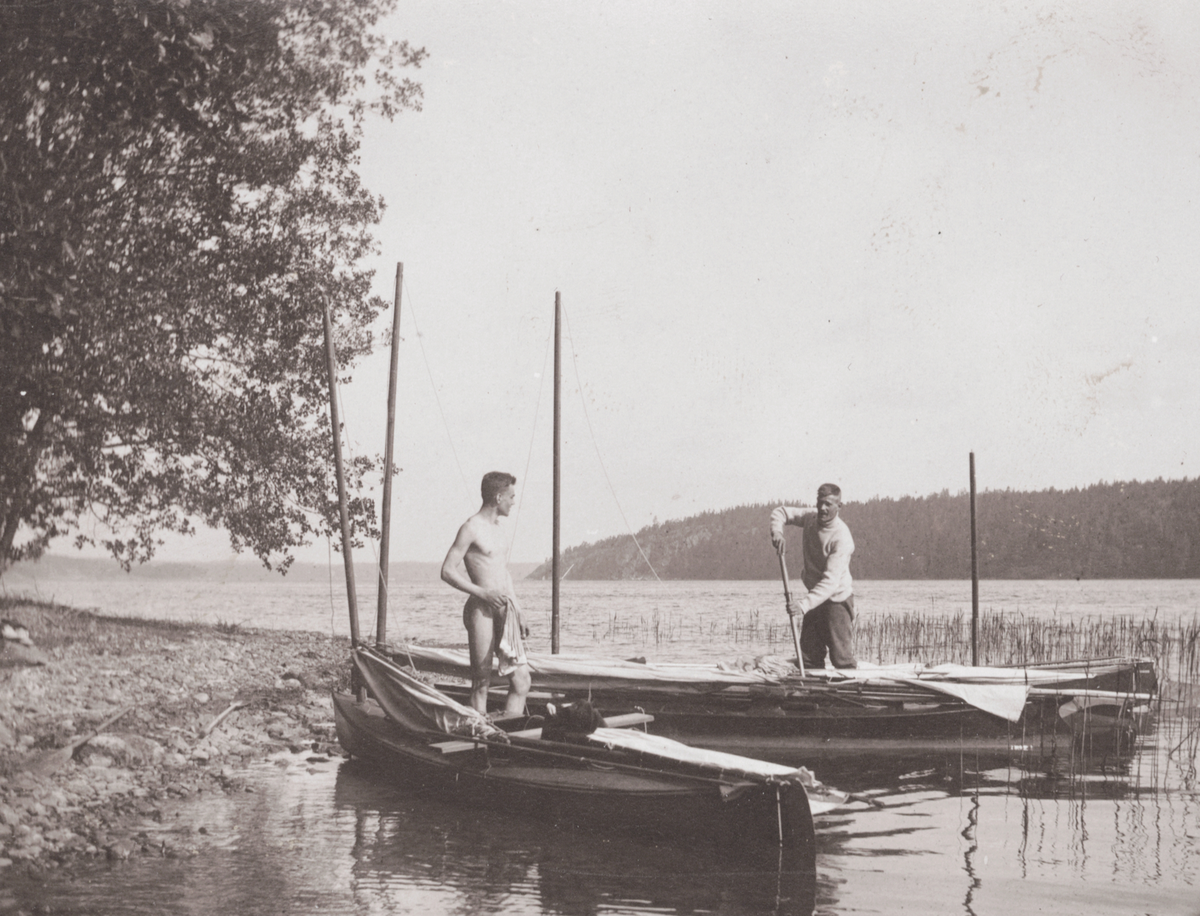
529, 478, 1200, 580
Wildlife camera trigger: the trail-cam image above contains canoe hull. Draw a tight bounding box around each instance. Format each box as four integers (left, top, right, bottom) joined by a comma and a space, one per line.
333, 690, 816, 855
544, 691, 1143, 763
396, 645, 1154, 763
432, 679, 1149, 763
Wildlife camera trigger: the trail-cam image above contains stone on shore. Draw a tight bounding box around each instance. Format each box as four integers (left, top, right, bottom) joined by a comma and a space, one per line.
0, 598, 352, 874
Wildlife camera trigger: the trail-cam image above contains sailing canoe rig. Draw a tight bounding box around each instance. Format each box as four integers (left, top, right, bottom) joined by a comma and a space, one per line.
377, 295, 1157, 763
335, 645, 846, 854
322, 271, 845, 854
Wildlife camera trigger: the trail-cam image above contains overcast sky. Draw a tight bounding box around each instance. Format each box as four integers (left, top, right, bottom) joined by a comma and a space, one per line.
71, 1, 1200, 566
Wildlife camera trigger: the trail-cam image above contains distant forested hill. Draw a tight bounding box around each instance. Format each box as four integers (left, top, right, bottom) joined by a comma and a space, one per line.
528, 478, 1200, 580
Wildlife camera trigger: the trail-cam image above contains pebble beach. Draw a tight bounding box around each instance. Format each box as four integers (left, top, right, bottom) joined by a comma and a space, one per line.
0, 597, 351, 874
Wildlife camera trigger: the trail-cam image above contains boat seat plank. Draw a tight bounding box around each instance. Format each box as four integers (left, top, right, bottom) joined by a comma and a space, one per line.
593, 712, 656, 729
431, 712, 655, 754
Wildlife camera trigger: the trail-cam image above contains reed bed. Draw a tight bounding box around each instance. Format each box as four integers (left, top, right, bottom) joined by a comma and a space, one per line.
596, 608, 1200, 694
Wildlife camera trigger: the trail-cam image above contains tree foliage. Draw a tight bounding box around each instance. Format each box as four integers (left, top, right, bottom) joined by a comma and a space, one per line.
531, 478, 1200, 580
1, 0, 425, 572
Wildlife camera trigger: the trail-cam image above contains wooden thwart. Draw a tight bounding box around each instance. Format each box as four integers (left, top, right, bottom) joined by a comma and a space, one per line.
432, 712, 655, 754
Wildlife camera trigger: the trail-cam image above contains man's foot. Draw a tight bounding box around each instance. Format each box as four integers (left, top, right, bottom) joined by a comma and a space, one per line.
487, 710, 527, 723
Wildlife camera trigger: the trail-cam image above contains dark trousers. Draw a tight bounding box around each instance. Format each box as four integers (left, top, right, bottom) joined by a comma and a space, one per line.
800, 597, 857, 669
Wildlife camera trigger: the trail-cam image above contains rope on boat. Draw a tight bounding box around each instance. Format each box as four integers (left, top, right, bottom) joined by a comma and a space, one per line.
559, 304, 661, 582
401, 278, 473, 502
324, 276, 475, 644
507, 310, 554, 557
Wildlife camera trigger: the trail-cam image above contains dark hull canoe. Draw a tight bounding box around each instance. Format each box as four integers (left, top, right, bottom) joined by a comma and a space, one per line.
407, 648, 1156, 764
332, 690, 816, 855
513, 688, 1146, 763
431, 685, 1145, 763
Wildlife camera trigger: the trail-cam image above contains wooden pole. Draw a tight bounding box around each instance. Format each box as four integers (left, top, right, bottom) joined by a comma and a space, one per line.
970, 451, 979, 667
777, 552, 806, 677
376, 262, 403, 649
322, 303, 360, 646
551, 291, 562, 654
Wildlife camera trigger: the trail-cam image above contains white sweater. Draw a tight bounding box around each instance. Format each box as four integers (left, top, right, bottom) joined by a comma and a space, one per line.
769, 506, 855, 613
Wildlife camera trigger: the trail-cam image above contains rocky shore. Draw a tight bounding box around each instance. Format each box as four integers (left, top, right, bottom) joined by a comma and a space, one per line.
0, 597, 351, 874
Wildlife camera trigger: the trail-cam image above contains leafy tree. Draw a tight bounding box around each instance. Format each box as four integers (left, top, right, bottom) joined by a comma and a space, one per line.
0, 0, 425, 572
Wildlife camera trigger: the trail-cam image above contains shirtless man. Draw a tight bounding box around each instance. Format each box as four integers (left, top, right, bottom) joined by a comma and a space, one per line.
440, 471, 532, 716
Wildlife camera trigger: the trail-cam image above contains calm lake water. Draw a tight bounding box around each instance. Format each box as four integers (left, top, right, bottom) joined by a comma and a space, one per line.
7, 574, 1200, 660
3, 576, 1199, 916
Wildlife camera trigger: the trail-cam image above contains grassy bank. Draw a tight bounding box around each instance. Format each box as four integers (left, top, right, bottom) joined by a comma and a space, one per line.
0, 595, 351, 874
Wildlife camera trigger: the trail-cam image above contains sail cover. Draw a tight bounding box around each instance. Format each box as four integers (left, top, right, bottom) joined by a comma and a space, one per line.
396, 643, 778, 689
395, 643, 1032, 721
352, 647, 501, 738
586, 726, 819, 786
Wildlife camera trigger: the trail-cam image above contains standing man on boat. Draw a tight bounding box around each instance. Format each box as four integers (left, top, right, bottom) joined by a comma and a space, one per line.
769, 483, 858, 670
441, 471, 532, 717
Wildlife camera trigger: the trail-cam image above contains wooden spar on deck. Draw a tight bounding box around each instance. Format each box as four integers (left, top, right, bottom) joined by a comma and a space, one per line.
376, 263, 403, 649
551, 291, 562, 654
322, 303, 360, 646
970, 451, 979, 666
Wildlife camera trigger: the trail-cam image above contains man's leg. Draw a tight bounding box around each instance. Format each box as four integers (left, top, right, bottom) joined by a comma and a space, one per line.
799, 606, 828, 670
504, 665, 531, 716
494, 598, 530, 717
462, 601, 494, 713
826, 600, 857, 669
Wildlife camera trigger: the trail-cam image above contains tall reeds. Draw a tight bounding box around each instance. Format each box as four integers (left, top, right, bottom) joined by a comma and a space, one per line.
855, 609, 1200, 686
591, 607, 1200, 691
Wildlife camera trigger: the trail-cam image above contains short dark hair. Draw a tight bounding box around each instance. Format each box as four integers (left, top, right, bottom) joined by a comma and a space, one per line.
481, 471, 517, 505
817, 482, 841, 501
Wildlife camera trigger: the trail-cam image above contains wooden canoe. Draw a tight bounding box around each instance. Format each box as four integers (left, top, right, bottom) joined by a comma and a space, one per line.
335, 646, 844, 858
395, 644, 1155, 762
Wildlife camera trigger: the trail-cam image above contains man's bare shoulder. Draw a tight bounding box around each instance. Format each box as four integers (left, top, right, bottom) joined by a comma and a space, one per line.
456, 512, 487, 539
461, 510, 505, 544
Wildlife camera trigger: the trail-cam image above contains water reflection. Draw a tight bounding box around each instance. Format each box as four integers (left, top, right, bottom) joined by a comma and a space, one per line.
335, 760, 819, 916
3, 715, 1196, 916
810, 715, 1200, 916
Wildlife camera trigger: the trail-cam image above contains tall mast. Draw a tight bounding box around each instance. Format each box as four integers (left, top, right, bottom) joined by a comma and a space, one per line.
376, 263, 403, 649
551, 291, 562, 654
374, 261, 403, 653
322, 303, 359, 646
969, 452, 979, 666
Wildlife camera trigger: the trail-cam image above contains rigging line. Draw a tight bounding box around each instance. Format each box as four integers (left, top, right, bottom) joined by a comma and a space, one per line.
318, 305, 375, 617
332, 373, 388, 637
334, 379, 416, 649
328, 301, 404, 633
560, 304, 662, 582
327, 536, 338, 639
325, 278, 475, 630
327, 276, 474, 624
402, 276, 474, 504
508, 315, 554, 560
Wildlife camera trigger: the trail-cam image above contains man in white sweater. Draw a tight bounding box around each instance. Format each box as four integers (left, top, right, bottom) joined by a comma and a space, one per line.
769, 482, 857, 669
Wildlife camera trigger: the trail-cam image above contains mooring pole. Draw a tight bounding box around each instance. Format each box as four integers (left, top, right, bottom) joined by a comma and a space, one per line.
969, 451, 979, 666
551, 291, 562, 654
376, 262, 403, 650
323, 303, 360, 647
